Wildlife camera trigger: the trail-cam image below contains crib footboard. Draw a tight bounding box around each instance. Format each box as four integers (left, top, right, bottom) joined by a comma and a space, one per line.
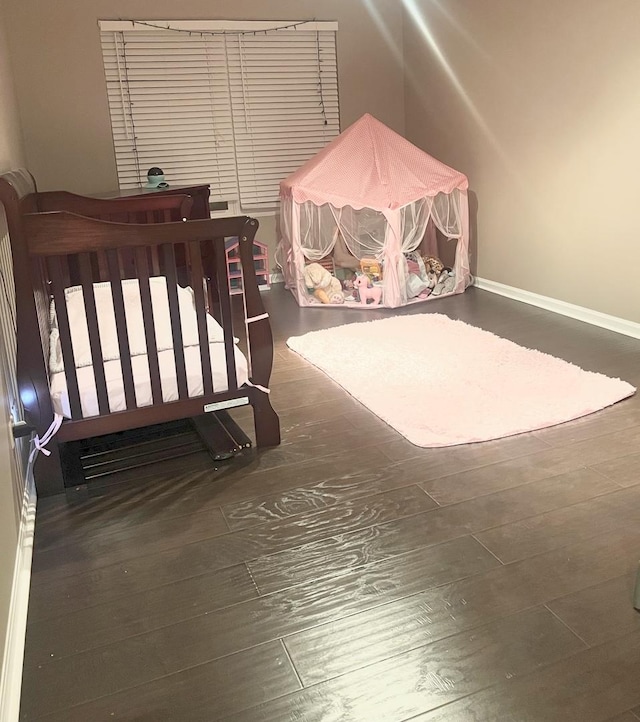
20, 211, 280, 493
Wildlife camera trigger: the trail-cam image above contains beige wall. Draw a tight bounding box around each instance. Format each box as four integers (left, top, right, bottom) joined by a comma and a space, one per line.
403, 0, 640, 323
0, 0, 24, 170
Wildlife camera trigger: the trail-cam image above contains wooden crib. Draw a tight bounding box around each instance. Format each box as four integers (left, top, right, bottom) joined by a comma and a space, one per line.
0, 169, 280, 496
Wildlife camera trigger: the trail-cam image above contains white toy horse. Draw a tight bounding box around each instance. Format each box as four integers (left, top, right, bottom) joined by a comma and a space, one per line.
353, 274, 382, 306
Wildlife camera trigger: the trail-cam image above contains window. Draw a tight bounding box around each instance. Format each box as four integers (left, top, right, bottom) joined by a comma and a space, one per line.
99, 20, 340, 213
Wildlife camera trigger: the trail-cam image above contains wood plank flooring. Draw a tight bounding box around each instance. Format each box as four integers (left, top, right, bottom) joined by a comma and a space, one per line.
21, 285, 640, 721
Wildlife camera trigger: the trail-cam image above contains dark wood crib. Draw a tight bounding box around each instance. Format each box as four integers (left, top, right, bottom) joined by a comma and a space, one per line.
0, 169, 280, 496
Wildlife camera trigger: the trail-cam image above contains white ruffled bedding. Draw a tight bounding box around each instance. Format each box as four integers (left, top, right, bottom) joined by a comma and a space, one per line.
49, 277, 248, 419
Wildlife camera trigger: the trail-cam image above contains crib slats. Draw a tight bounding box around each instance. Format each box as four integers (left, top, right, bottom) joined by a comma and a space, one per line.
189, 240, 213, 395
33, 215, 268, 428
48, 256, 83, 420
215, 240, 238, 391
67, 256, 79, 287
97, 251, 110, 281
78, 253, 110, 416
205, 255, 221, 326
106, 249, 137, 410
134, 246, 163, 406
150, 250, 161, 277
161, 243, 189, 400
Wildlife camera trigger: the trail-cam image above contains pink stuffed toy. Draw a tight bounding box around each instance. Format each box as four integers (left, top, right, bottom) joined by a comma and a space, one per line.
353, 274, 382, 305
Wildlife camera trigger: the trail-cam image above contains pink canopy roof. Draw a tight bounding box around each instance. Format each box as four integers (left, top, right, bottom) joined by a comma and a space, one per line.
280, 113, 468, 211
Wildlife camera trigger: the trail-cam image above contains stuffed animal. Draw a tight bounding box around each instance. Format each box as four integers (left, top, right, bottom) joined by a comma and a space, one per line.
425, 270, 439, 289
340, 273, 357, 302
353, 274, 383, 305
303, 262, 344, 304
422, 255, 445, 277
431, 269, 456, 296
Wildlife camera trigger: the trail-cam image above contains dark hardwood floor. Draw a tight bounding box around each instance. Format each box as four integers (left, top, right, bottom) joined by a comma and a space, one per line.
20, 285, 640, 721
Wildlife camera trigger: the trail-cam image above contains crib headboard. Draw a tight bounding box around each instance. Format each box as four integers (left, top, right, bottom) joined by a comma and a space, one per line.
36, 191, 193, 224
36, 193, 195, 284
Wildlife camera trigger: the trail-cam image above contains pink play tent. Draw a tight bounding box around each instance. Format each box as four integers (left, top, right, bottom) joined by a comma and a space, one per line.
277, 113, 471, 308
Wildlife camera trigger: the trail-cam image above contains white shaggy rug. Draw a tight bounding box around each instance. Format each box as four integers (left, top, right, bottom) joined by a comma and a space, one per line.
286, 314, 636, 447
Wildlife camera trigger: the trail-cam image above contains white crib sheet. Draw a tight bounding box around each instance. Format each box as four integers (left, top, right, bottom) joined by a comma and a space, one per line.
48, 277, 249, 419
50, 343, 249, 419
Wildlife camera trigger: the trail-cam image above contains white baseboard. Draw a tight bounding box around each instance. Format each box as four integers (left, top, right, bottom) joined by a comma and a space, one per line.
0, 473, 36, 722
474, 277, 640, 340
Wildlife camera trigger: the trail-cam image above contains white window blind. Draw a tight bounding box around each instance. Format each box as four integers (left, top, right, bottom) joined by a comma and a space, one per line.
99, 20, 340, 212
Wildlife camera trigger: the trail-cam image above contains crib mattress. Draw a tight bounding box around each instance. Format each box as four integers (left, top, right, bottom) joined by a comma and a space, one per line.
50, 344, 249, 419
48, 277, 249, 419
